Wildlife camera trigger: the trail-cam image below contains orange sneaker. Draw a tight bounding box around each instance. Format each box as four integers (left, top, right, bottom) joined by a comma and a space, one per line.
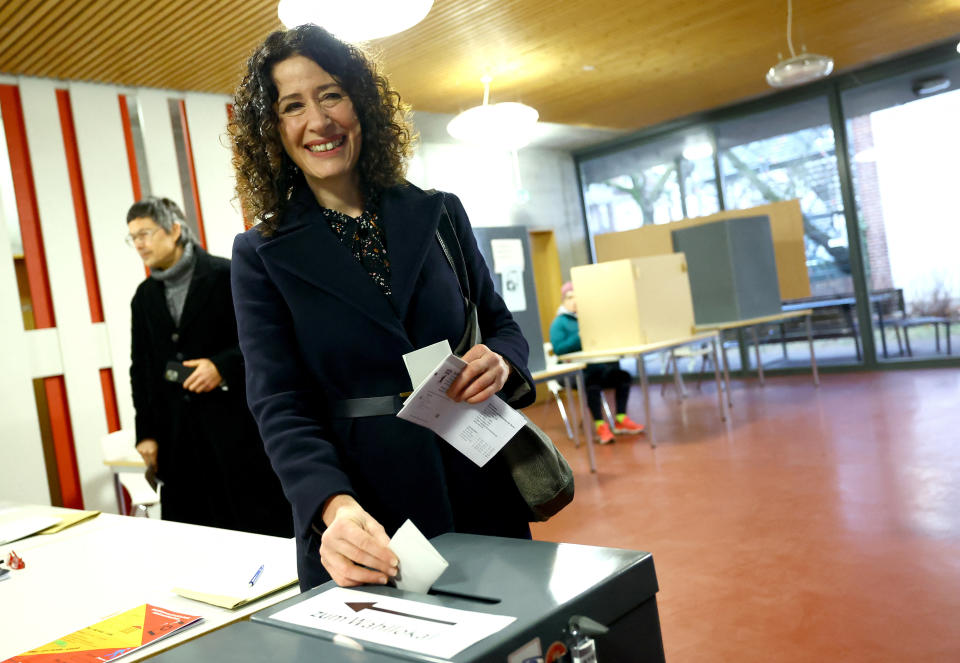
595, 422, 615, 445
613, 416, 645, 434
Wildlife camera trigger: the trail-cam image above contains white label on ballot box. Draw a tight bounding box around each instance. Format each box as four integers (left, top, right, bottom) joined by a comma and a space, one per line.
397, 353, 525, 467
269, 586, 516, 659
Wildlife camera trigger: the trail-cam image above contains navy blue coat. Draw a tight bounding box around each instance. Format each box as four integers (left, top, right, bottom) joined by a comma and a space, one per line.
231, 182, 535, 589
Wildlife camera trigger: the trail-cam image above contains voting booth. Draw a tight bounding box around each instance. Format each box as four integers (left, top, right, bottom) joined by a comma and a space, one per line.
151, 534, 665, 662
571, 253, 696, 351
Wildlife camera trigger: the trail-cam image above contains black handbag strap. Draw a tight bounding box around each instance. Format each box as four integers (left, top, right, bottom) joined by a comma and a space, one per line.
434, 194, 472, 304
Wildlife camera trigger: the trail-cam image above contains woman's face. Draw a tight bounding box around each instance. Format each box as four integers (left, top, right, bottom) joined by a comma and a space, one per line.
564, 291, 577, 313
272, 55, 362, 193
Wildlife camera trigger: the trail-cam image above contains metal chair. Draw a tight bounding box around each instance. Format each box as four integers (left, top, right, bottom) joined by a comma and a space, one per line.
99, 430, 160, 517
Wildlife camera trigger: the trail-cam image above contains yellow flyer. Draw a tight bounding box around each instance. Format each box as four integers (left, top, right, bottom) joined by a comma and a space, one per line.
3, 604, 202, 662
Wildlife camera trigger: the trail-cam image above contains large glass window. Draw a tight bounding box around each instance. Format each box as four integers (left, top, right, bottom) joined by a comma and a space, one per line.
579, 130, 720, 257
843, 61, 960, 362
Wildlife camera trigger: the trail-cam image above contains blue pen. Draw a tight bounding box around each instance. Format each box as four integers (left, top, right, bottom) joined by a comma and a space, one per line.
248, 564, 264, 587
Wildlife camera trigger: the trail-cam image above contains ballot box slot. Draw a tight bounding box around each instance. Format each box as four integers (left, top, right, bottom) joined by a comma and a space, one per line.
427, 587, 501, 605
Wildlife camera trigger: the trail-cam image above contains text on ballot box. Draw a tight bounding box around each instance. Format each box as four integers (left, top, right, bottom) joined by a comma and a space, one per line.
269, 587, 515, 660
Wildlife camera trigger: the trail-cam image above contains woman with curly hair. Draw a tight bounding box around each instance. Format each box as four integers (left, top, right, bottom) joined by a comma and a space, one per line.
229, 24, 536, 591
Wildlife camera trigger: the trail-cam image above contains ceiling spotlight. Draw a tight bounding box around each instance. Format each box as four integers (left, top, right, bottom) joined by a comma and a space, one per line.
766, 0, 834, 88
912, 75, 951, 96
447, 76, 539, 150
278, 0, 433, 42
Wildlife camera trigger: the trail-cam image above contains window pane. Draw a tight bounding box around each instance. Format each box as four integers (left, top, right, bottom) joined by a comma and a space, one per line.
844, 64, 960, 363
579, 131, 719, 256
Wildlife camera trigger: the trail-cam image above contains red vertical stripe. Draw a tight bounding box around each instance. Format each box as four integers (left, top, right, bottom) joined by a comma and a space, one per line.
100, 368, 121, 433
178, 99, 207, 249
0, 84, 55, 329
57, 89, 104, 323
118, 94, 142, 201
44, 377, 83, 509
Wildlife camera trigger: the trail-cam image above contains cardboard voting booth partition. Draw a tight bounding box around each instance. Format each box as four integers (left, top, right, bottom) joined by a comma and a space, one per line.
149, 534, 665, 663
571, 254, 696, 351
671, 216, 782, 324
592, 199, 811, 301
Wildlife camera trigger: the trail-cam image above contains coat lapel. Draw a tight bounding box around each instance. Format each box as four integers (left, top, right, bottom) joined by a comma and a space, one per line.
381, 184, 445, 321
257, 187, 407, 342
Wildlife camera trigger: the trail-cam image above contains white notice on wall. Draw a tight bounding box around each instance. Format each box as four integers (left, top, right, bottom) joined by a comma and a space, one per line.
501, 268, 527, 312
490, 238, 525, 274
268, 587, 516, 659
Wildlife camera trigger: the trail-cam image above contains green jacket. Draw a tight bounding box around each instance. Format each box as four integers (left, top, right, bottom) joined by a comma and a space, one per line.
549, 310, 581, 355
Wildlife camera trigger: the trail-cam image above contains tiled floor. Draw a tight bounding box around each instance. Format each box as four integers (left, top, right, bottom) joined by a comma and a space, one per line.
527, 369, 960, 663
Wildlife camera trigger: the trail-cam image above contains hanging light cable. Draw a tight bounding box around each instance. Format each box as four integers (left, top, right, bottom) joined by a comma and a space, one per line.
766, 0, 834, 88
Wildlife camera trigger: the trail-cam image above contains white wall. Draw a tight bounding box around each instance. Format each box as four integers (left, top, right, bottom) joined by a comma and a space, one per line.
408, 141, 589, 280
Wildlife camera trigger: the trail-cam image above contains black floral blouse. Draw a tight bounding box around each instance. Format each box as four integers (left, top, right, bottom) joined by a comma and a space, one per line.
320, 198, 391, 296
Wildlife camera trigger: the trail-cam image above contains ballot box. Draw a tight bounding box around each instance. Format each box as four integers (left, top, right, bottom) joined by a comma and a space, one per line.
153, 533, 664, 662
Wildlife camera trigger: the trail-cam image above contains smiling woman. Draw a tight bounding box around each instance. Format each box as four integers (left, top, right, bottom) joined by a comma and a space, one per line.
228, 25, 540, 592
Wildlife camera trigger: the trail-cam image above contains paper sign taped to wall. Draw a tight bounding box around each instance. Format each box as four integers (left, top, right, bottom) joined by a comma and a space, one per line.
501, 269, 527, 312
490, 238, 525, 274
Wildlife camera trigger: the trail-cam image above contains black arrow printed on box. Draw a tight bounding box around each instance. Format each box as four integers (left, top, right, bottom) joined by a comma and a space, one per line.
346, 602, 457, 626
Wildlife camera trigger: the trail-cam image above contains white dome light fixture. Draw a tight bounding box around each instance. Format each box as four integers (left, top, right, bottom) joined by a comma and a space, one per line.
766, 0, 834, 88
447, 76, 540, 150
278, 0, 433, 43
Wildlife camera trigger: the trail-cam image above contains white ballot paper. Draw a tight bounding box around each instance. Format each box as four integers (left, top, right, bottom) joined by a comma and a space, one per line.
402, 339, 452, 392
269, 586, 516, 659
388, 519, 449, 594
397, 353, 525, 467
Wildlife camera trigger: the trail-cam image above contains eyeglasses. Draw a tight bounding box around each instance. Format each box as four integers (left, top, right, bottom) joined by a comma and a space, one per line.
125, 228, 160, 247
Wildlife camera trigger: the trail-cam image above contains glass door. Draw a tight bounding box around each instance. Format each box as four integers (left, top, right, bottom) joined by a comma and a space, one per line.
842, 60, 960, 363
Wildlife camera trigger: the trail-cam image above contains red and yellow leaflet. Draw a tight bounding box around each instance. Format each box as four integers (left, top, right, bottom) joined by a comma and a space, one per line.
3, 604, 202, 662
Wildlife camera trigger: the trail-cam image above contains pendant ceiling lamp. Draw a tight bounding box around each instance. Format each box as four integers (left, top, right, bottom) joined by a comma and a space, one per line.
278, 0, 433, 42
446, 76, 540, 150
766, 0, 834, 88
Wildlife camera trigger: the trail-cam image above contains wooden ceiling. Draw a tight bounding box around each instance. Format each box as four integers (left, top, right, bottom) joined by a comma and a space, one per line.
1, 0, 959, 131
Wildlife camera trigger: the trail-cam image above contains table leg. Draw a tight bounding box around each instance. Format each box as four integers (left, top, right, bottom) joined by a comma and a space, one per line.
720, 339, 733, 407
113, 473, 127, 516
806, 313, 820, 386
711, 338, 729, 423
562, 375, 579, 448
637, 355, 655, 449
750, 326, 765, 385
574, 370, 597, 473
671, 350, 688, 399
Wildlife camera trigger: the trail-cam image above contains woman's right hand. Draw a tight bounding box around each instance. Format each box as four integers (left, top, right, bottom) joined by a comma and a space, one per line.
319, 494, 398, 587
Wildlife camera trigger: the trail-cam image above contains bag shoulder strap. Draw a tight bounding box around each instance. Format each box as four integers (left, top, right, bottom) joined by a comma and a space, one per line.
433, 192, 472, 303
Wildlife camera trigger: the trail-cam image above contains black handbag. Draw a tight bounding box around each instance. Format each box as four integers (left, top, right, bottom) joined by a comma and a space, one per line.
435, 195, 575, 522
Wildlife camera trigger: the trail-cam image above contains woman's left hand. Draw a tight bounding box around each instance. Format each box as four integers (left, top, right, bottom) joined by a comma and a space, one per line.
446, 344, 511, 404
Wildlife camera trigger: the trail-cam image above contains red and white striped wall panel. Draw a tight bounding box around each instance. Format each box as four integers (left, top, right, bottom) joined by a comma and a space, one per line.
18, 77, 112, 512
136, 88, 187, 212
68, 81, 144, 438
184, 92, 245, 259
0, 94, 50, 506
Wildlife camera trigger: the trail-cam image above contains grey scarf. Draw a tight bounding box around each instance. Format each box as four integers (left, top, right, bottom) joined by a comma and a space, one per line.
149, 242, 196, 326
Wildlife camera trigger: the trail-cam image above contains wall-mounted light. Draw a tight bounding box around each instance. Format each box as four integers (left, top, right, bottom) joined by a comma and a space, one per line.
278, 0, 433, 42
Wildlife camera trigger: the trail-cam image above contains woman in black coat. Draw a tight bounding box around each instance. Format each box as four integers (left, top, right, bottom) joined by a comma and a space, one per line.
229, 25, 535, 590
128, 197, 291, 537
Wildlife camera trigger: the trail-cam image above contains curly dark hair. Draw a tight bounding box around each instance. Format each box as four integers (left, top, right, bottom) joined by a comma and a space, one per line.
230, 24, 414, 235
